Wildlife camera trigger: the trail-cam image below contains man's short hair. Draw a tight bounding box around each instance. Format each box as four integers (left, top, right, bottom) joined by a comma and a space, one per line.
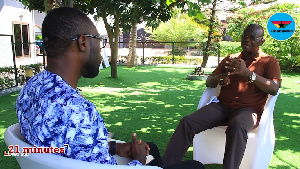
245, 24, 264, 37
42, 7, 94, 58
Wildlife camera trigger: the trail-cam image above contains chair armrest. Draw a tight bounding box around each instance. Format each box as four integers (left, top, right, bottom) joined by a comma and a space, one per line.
197, 85, 221, 110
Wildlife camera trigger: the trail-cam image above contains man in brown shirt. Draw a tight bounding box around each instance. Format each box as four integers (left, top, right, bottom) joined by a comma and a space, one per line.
162, 24, 281, 169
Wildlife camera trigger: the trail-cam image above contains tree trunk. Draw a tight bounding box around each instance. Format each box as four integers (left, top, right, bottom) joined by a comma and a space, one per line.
67, 0, 73, 8
103, 10, 120, 78
127, 23, 138, 68
201, 0, 217, 68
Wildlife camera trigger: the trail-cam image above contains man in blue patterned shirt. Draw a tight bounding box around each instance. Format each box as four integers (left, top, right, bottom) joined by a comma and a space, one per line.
16, 7, 148, 166
16, 7, 204, 169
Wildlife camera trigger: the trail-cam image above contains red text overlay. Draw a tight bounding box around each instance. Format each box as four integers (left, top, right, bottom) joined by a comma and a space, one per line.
4, 144, 69, 156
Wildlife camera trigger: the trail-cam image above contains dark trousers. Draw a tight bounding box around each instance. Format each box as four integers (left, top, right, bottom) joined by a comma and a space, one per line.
147, 142, 204, 169
162, 102, 257, 169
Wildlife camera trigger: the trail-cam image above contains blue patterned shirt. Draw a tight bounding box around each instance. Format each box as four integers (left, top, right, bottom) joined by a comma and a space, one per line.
16, 70, 141, 166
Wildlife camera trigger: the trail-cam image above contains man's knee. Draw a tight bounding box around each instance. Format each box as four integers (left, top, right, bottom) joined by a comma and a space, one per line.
226, 120, 249, 138
180, 115, 192, 125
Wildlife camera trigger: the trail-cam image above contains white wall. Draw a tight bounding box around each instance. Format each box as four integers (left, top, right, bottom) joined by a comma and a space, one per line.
0, 0, 45, 67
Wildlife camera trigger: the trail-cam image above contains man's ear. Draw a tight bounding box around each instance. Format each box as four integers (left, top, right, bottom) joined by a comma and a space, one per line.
77, 35, 88, 52
260, 38, 265, 46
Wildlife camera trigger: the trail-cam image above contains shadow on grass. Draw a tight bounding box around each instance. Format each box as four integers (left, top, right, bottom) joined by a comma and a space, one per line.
0, 92, 20, 169
0, 66, 299, 168
270, 92, 300, 169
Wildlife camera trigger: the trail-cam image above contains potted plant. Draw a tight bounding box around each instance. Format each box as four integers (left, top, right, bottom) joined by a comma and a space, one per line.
187, 66, 209, 81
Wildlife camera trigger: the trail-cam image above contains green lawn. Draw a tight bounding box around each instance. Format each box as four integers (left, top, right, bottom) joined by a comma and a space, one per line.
0, 65, 299, 169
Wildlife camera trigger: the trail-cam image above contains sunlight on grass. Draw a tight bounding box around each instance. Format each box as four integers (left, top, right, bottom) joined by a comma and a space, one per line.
139, 82, 162, 87
167, 129, 175, 133
271, 150, 300, 169
1, 66, 299, 169
164, 104, 174, 108
137, 127, 152, 133
187, 146, 194, 152
283, 112, 300, 118
114, 122, 122, 126
276, 136, 289, 141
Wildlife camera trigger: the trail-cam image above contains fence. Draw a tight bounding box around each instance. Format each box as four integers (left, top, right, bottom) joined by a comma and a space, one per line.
0, 38, 220, 91
110, 41, 220, 65
0, 34, 45, 91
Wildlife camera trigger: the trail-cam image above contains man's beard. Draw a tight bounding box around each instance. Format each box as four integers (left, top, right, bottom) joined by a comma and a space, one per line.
83, 61, 99, 78
82, 43, 101, 78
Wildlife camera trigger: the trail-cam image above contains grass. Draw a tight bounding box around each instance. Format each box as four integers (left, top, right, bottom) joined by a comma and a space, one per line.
0, 65, 299, 169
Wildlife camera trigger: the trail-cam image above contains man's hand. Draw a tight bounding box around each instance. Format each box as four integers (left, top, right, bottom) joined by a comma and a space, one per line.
116, 142, 132, 158
225, 57, 252, 77
131, 133, 150, 165
217, 73, 230, 86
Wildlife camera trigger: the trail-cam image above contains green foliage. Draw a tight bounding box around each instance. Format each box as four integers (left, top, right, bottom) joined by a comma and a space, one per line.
227, 3, 300, 41
35, 35, 42, 40
226, 2, 300, 71
0, 64, 44, 91
143, 55, 202, 65
147, 11, 207, 45
218, 41, 242, 57
261, 37, 300, 71
169, 47, 187, 56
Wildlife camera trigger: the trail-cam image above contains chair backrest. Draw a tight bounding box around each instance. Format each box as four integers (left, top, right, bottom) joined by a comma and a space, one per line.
196, 86, 280, 138
195, 86, 279, 169
4, 123, 160, 169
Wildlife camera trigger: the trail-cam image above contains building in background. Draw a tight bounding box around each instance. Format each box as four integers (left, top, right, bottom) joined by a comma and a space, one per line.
0, 0, 45, 67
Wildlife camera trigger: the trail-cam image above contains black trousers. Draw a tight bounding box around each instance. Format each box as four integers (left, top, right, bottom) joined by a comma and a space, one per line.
147, 142, 204, 169
162, 102, 257, 169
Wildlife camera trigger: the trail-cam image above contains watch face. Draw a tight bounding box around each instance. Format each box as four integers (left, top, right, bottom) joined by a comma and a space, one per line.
252, 72, 256, 81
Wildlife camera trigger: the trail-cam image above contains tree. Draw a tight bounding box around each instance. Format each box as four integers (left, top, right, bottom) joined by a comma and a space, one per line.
169, 0, 256, 68
79, 0, 185, 76
123, 1, 183, 68
148, 10, 208, 43
18, 0, 184, 77
18, 0, 73, 12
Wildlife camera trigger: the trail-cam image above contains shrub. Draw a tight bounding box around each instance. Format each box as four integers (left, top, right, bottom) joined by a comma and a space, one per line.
218, 41, 242, 57
0, 63, 44, 91
144, 55, 202, 65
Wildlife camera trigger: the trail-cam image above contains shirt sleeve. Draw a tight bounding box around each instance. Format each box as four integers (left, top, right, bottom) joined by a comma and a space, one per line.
264, 57, 281, 84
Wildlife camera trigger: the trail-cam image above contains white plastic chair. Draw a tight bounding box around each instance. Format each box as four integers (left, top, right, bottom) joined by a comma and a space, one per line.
4, 123, 161, 169
193, 86, 279, 169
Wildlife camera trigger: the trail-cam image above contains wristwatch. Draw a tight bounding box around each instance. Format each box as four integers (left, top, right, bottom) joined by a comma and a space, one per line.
109, 141, 116, 155
248, 72, 256, 83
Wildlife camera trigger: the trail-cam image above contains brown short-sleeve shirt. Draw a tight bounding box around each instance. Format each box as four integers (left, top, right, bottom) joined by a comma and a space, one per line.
212, 50, 281, 119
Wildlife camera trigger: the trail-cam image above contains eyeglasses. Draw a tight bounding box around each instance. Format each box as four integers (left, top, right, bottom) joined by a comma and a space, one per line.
72, 34, 107, 48
241, 34, 263, 41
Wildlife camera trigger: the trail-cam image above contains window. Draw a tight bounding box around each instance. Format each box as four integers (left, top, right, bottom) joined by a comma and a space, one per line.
13, 22, 30, 57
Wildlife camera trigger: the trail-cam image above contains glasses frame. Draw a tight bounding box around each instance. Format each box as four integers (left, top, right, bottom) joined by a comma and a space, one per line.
72, 34, 107, 48
241, 34, 263, 41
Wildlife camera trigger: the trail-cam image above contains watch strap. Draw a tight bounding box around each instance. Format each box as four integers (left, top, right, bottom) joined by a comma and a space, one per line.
109, 141, 116, 155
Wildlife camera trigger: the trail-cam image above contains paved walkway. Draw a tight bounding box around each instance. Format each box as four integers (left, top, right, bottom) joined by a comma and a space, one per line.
0, 86, 22, 97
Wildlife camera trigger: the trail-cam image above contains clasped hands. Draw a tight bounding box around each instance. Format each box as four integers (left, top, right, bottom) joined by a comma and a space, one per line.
116, 133, 150, 165
217, 57, 250, 86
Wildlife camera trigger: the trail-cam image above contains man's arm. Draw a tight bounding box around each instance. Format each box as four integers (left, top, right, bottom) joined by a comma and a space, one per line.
248, 71, 280, 95
206, 73, 231, 88
227, 57, 280, 95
